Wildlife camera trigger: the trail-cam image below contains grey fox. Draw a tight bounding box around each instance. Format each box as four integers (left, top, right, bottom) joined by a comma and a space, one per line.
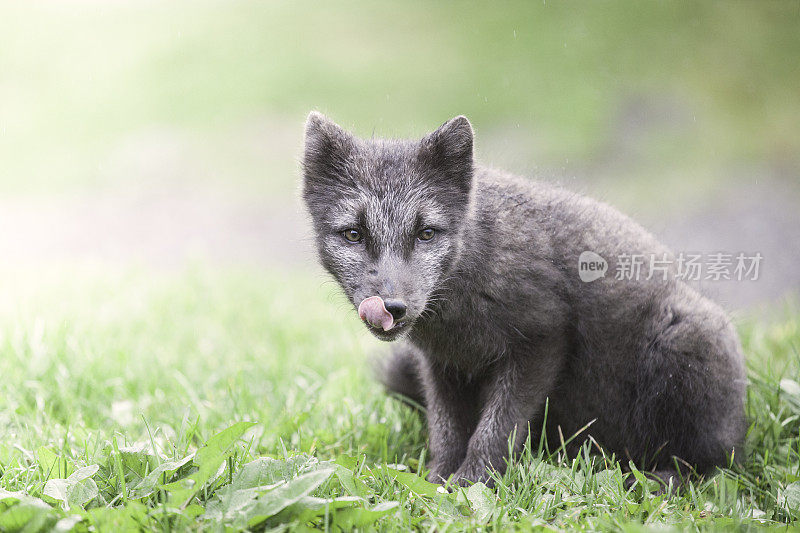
301, 112, 746, 487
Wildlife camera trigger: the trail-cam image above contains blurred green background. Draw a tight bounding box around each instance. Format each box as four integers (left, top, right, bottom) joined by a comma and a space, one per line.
1, 1, 798, 302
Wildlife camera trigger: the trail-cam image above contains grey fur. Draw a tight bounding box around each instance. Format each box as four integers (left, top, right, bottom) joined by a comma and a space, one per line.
302, 112, 746, 486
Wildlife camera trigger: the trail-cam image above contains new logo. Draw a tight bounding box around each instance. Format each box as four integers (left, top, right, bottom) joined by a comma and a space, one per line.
578, 251, 608, 282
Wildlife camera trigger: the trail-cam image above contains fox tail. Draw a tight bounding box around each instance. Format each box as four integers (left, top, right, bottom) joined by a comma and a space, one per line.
374, 343, 426, 408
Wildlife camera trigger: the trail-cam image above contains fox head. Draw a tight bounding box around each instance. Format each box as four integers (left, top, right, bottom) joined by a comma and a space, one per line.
302, 112, 475, 341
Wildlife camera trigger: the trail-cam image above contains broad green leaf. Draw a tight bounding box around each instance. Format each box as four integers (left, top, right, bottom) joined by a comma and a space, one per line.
0, 492, 58, 532
387, 469, 441, 498
203, 456, 334, 527
115, 444, 161, 479
420, 491, 468, 520
165, 421, 256, 506
277, 495, 362, 523
778, 482, 800, 518
465, 482, 496, 522
332, 501, 399, 529
184, 503, 205, 520
128, 454, 194, 500
334, 465, 369, 498
68, 464, 99, 483
232, 455, 315, 491
195, 422, 257, 469
43, 464, 100, 510
246, 467, 334, 527
43, 478, 99, 511
202, 484, 277, 523
36, 447, 74, 479
83, 501, 151, 531
333, 455, 361, 470
527, 459, 585, 492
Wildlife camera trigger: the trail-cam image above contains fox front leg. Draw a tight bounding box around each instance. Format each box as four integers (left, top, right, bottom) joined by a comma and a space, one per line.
420, 359, 480, 483
453, 347, 563, 486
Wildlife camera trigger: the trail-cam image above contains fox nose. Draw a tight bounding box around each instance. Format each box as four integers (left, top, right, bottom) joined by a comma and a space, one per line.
383, 299, 407, 320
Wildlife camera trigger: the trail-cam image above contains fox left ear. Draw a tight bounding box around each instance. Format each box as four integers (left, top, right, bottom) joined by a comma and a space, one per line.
303, 111, 356, 190
419, 116, 474, 194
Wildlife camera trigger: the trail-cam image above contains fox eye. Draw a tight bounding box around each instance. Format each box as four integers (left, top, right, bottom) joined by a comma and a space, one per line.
342, 229, 362, 243
417, 228, 435, 241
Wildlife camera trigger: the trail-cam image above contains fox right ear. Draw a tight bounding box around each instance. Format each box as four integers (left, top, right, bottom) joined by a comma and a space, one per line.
303, 112, 355, 188
419, 116, 474, 194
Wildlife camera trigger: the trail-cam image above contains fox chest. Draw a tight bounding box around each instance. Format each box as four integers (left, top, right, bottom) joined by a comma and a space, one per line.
408, 306, 513, 371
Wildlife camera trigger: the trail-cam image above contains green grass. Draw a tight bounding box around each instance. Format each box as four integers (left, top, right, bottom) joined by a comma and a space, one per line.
1, 266, 799, 531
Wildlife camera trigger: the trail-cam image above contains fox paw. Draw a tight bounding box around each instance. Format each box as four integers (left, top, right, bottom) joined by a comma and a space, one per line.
452, 464, 495, 488
426, 461, 457, 484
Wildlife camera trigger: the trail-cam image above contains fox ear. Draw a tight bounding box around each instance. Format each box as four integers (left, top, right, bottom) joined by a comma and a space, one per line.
303, 111, 355, 188
419, 116, 474, 192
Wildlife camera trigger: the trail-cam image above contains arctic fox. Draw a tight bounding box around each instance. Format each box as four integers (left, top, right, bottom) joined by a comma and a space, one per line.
301, 112, 746, 487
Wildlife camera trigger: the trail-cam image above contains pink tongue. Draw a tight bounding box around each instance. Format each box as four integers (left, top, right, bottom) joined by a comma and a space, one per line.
358, 296, 395, 331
